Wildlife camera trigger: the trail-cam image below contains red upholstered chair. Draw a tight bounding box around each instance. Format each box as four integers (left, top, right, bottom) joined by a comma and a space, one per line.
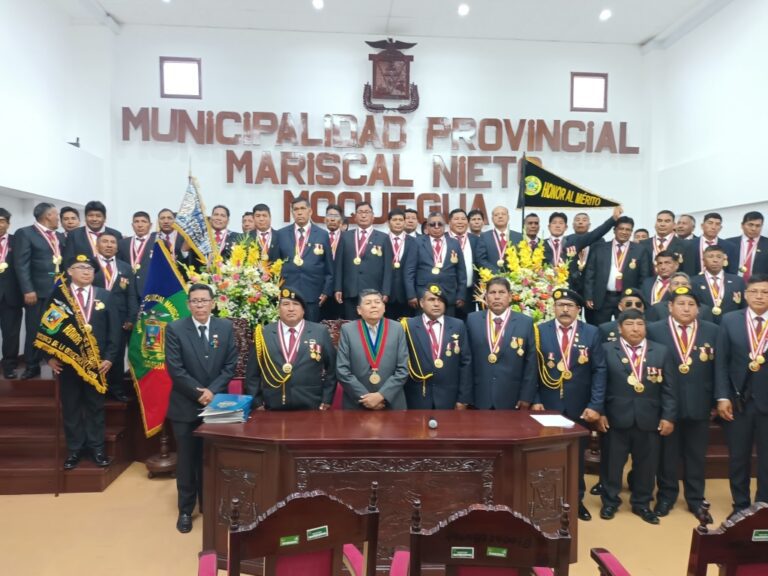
687, 501, 768, 576
590, 548, 632, 576
226, 481, 379, 576
407, 499, 571, 576
198, 550, 217, 576
321, 319, 349, 410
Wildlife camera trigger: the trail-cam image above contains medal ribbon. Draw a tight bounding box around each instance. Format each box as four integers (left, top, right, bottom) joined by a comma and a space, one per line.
558, 324, 576, 369
0, 234, 8, 264
216, 229, 229, 253
390, 233, 404, 265
295, 225, 310, 259
550, 237, 563, 265
486, 310, 511, 355
432, 237, 444, 267
741, 237, 757, 273
87, 229, 101, 256
35, 224, 61, 261
357, 319, 389, 372
700, 238, 716, 270
668, 317, 698, 367
425, 318, 443, 362
355, 228, 369, 261
130, 237, 149, 270
259, 231, 271, 256
706, 273, 722, 306
75, 286, 95, 324
494, 230, 507, 260
746, 313, 768, 361
100, 258, 116, 290
278, 320, 304, 365
612, 242, 627, 274
620, 339, 646, 382
653, 278, 670, 305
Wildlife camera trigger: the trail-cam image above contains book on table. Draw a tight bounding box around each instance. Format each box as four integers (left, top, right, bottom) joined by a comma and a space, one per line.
200, 394, 254, 423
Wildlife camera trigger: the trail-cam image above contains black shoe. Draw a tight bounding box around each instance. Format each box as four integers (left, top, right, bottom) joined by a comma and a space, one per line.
590, 482, 604, 496
578, 502, 592, 521
177, 513, 193, 533
632, 506, 660, 525
654, 500, 673, 517
600, 505, 617, 520
20, 367, 40, 380
689, 505, 713, 524
3, 367, 17, 379
63, 452, 81, 470
92, 452, 112, 467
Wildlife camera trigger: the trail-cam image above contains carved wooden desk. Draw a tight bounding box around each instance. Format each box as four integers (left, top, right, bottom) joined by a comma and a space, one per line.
197, 410, 587, 570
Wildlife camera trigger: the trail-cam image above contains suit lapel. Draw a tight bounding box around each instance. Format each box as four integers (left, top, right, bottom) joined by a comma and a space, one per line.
411, 318, 435, 365
186, 319, 211, 374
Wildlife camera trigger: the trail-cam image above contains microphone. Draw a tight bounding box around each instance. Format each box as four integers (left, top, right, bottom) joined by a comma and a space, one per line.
428, 417, 438, 430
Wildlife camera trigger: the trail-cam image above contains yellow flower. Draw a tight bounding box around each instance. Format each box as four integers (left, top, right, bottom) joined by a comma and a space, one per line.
477, 267, 494, 283
246, 244, 260, 267
229, 244, 246, 268
271, 259, 284, 277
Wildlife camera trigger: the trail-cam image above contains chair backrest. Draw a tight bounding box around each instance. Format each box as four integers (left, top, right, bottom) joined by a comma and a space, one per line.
227, 481, 379, 576
590, 548, 632, 576
687, 501, 768, 576
408, 499, 571, 576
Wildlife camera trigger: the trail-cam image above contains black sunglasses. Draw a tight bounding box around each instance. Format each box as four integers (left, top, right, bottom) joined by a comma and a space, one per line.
428, 222, 445, 228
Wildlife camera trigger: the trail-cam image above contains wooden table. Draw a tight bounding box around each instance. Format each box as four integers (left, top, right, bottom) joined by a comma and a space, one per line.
197, 410, 587, 570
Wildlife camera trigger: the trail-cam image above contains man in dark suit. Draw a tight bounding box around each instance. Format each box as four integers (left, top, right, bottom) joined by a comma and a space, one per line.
248, 203, 281, 262
584, 216, 650, 325
475, 206, 523, 273
682, 212, 737, 276
523, 213, 541, 250
14, 202, 66, 379
640, 250, 679, 307
45, 254, 121, 470
467, 208, 486, 237
94, 232, 138, 402
715, 274, 768, 516
401, 284, 472, 409
645, 272, 715, 323
59, 206, 81, 238
404, 208, 421, 238
639, 210, 687, 273
466, 276, 536, 409
0, 208, 23, 379
62, 200, 123, 262
118, 211, 155, 300
245, 288, 336, 410
405, 212, 466, 318
532, 289, 607, 521
598, 288, 647, 343
321, 204, 344, 321
691, 244, 746, 324
447, 208, 479, 318
336, 289, 409, 410
727, 211, 768, 282
209, 204, 241, 261
156, 208, 186, 263
676, 214, 697, 241
165, 283, 238, 533
647, 287, 717, 522
385, 208, 416, 320
599, 308, 676, 525
334, 201, 393, 320
568, 212, 603, 297
276, 198, 333, 323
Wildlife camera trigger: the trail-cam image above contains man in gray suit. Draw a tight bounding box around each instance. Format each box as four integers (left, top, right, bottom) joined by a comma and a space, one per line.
165, 283, 238, 534
337, 289, 409, 410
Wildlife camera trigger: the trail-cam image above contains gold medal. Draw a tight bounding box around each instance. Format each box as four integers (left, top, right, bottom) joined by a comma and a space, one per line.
621, 357, 629, 364
578, 355, 588, 365
510, 339, 518, 349
0, 262, 7, 273
445, 350, 452, 357
434, 358, 444, 369
454, 346, 460, 354
629, 261, 636, 269
749, 361, 761, 372
740, 265, 747, 273
616, 272, 623, 280
83, 324, 92, 333
758, 355, 766, 365
451, 253, 458, 264
557, 361, 566, 372
634, 383, 645, 393
563, 370, 573, 380
369, 371, 381, 384
628, 374, 639, 387
686, 357, 693, 366
394, 262, 401, 269
432, 267, 440, 274
132, 264, 140, 273
547, 360, 555, 369
488, 353, 497, 364
679, 364, 690, 374
353, 257, 362, 265
261, 251, 269, 260
712, 306, 722, 316
517, 348, 524, 357
699, 350, 708, 362
293, 256, 303, 266
283, 363, 293, 374
497, 259, 505, 268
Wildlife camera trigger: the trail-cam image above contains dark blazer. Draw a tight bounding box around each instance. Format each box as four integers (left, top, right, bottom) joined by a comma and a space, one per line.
245, 321, 336, 410
475, 229, 524, 273
447, 233, 479, 304
93, 258, 139, 325
645, 298, 715, 323
690, 272, 746, 324
404, 235, 467, 305
534, 320, 607, 419
13, 225, 67, 298
0, 233, 23, 307
726, 235, 768, 276
402, 316, 473, 409
389, 234, 416, 305
647, 319, 718, 420
583, 240, 650, 310
63, 226, 123, 261
681, 237, 738, 276
58, 285, 121, 364
715, 309, 768, 414
543, 215, 615, 271
640, 236, 688, 275
336, 319, 409, 409
603, 339, 676, 431
640, 276, 672, 307
334, 228, 393, 299
598, 321, 620, 343
212, 229, 241, 260
246, 228, 281, 262
277, 224, 334, 302
118, 233, 156, 298
165, 316, 238, 422
466, 310, 536, 409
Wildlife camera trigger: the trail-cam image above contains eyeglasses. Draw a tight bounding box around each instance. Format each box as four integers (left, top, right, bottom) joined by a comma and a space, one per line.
428, 222, 445, 228
189, 299, 213, 306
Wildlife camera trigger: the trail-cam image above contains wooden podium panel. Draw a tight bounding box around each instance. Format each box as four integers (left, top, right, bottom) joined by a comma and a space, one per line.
197, 410, 587, 570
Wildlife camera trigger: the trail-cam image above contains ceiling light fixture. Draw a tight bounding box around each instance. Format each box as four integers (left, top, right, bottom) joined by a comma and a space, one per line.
599, 9, 612, 21
458, 4, 470, 17
312, 0, 324, 10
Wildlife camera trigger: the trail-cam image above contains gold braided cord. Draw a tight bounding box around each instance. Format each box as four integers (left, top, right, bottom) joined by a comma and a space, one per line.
533, 323, 565, 397
253, 325, 290, 391
399, 318, 433, 396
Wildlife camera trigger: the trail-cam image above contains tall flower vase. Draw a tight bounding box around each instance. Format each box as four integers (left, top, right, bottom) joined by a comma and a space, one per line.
229, 317, 254, 379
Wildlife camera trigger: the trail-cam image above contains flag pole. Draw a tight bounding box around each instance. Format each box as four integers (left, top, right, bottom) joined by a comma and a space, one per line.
520, 154, 527, 231
54, 373, 62, 497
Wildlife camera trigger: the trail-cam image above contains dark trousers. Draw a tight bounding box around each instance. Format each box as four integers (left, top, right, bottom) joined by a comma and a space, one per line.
60, 365, 106, 453
304, 302, 321, 323
592, 292, 621, 326
0, 302, 22, 369
723, 400, 768, 511
23, 300, 46, 367
602, 426, 659, 508
656, 418, 709, 508
321, 298, 343, 321
385, 300, 412, 321
107, 328, 130, 395
343, 298, 360, 320
172, 419, 204, 515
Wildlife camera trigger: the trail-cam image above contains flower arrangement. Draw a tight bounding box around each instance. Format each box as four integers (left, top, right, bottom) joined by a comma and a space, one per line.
475, 240, 569, 322
182, 240, 283, 327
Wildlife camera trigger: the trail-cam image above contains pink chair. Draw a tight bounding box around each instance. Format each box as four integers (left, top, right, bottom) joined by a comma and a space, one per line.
687, 501, 768, 576
406, 499, 571, 575
590, 548, 632, 576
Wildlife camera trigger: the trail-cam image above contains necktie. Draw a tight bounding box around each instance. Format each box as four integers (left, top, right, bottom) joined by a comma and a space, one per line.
499, 231, 506, 252
560, 325, 570, 352
554, 238, 560, 250
494, 317, 503, 337
76, 287, 86, 310
359, 229, 367, 245
164, 234, 172, 251
711, 275, 719, 298
198, 325, 208, 347
657, 237, 665, 252
298, 227, 305, 242
215, 230, 222, 245
393, 236, 400, 251
456, 235, 464, 249
744, 238, 755, 282
530, 239, 537, 251
428, 320, 440, 357
261, 232, 268, 243
756, 316, 764, 338
288, 327, 297, 353
103, 258, 114, 285
615, 244, 624, 291
631, 345, 640, 365
706, 240, 714, 246
434, 238, 442, 263
45, 229, 56, 247
553, 238, 561, 264
680, 324, 689, 349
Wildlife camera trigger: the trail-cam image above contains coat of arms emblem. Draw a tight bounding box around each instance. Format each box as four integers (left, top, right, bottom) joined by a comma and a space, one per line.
363, 38, 419, 113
